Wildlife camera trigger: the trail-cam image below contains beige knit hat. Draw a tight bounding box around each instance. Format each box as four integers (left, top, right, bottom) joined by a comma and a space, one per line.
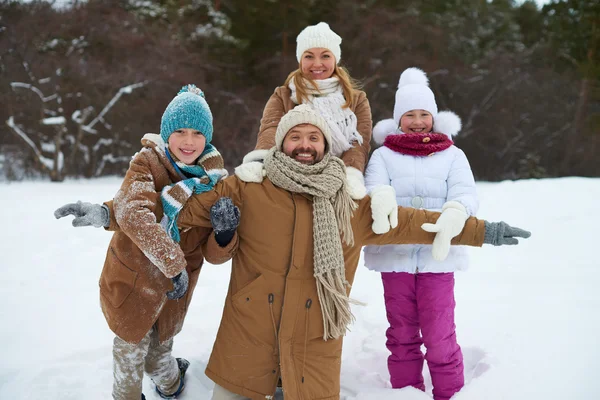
275, 104, 333, 151
296, 22, 342, 64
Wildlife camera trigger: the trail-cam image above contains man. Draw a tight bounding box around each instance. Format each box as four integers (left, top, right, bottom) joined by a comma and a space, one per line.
168, 105, 529, 400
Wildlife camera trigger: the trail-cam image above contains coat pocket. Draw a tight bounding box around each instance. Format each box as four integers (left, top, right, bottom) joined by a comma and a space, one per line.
231, 273, 266, 306
100, 248, 138, 308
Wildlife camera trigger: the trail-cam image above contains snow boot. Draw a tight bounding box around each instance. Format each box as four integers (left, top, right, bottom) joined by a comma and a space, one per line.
156, 358, 190, 399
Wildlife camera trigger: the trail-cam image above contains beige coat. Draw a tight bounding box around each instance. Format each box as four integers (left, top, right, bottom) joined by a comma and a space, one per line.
255, 86, 373, 172
100, 137, 237, 344
176, 176, 485, 400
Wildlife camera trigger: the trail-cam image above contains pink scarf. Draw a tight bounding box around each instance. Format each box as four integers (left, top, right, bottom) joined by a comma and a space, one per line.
383, 133, 453, 156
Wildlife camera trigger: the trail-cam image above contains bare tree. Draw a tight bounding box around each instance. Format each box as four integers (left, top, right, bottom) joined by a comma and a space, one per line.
6, 72, 147, 181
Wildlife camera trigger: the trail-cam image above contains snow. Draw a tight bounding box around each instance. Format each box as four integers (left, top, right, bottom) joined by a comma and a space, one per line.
0, 177, 598, 399
41, 116, 66, 125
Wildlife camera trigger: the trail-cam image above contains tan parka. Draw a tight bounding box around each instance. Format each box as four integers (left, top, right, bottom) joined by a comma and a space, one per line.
176, 176, 485, 400
100, 136, 238, 344
255, 86, 373, 173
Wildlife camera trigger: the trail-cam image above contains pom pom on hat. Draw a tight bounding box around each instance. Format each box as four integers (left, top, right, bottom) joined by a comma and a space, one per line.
275, 104, 333, 152
393, 67, 438, 127
433, 111, 462, 137
398, 67, 430, 87
160, 84, 213, 143
178, 84, 205, 97
296, 22, 342, 64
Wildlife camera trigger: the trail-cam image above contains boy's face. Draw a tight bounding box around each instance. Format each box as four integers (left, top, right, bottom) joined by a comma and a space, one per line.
282, 124, 326, 165
300, 48, 336, 80
168, 128, 206, 165
400, 110, 434, 134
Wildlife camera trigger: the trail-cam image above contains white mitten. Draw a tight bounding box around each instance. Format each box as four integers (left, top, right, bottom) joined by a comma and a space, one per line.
345, 166, 367, 200
235, 149, 269, 183
421, 201, 469, 261
369, 185, 398, 234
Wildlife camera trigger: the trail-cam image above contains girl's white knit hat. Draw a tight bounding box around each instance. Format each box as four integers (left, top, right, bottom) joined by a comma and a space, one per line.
275, 104, 333, 151
296, 22, 342, 64
393, 67, 438, 126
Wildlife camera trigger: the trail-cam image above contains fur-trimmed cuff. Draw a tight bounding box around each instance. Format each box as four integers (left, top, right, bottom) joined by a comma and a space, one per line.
235, 161, 266, 183
242, 149, 270, 164
369, 184, 398, 234
345, 166, 367, 200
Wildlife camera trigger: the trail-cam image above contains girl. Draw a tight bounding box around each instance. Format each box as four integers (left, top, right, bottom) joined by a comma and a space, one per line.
364, 68, 478, 400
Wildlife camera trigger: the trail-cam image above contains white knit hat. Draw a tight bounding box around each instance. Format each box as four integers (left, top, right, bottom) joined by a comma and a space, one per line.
296, 22, 342, 64
275, 104, 333, 151
393, 67, 438, 126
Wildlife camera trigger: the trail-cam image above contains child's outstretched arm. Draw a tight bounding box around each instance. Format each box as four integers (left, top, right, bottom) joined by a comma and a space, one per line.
54, 201, 110, 228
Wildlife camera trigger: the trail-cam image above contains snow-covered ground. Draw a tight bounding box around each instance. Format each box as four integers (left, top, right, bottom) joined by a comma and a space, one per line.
1, 177, 598, 399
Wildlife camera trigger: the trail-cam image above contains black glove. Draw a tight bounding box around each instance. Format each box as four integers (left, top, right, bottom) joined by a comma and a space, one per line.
210, 197, 240, 247
166, 269, 189, 300
483, 221, 531, 246
54, 201, 109, 228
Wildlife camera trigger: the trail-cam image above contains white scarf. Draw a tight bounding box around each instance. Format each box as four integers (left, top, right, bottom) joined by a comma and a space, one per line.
289, 77, 363, 157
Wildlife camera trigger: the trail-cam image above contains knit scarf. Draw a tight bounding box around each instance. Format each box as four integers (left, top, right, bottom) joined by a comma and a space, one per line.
289, 77, 363, 157
160, 142, 228, 242
264, 148, 359, 340
384, 133, 453, 156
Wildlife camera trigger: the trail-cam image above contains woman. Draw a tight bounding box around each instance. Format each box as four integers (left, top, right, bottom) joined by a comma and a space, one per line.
235, 22, 373, 199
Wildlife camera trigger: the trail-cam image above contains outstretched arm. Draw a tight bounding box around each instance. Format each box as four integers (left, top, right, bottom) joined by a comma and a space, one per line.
354, 197, 529, 248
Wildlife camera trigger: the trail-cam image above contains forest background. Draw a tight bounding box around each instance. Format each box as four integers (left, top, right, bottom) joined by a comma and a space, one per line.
1, 0, 598, 182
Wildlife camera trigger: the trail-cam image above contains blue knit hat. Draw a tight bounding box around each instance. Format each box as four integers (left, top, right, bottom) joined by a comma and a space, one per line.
160, 84, 213, 143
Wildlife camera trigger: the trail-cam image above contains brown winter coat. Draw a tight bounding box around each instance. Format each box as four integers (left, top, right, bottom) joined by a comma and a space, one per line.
255, 86, 373, 172
100, 136, 238, 344
176, 175, 485, 400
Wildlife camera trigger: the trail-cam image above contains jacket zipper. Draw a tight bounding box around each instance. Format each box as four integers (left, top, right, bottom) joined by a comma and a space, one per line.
272, 193, 297, 395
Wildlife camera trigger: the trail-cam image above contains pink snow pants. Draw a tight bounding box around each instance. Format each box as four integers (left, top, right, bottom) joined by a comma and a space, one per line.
381, 272, 463, 400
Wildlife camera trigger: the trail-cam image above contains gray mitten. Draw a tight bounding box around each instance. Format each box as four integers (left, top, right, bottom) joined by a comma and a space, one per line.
210, 197, 240, 247
166, 269, 189, 300
484, 221, 531, 246
54, 201, 109, 228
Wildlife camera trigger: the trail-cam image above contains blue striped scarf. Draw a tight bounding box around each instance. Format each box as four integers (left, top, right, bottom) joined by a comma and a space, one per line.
161, 142, 227, 242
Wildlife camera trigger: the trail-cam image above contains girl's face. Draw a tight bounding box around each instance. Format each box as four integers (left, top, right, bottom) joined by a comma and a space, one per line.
168, 128, 206, 165
400, 110, 434, 134
300, 48, 336, 80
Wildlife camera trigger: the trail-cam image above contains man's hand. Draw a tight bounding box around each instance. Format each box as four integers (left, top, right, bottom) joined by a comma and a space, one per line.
210, 197, 240, 247
484, 221, 531, 246
421, 201, 469, 261
54, 201, 109, 228
166, 269, 189, 300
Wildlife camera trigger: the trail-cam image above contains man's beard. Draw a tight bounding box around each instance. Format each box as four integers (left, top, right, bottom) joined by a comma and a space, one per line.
291, 147, 319, 165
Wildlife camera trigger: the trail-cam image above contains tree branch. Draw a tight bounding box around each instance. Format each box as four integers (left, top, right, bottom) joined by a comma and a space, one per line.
84, 81, 148, 134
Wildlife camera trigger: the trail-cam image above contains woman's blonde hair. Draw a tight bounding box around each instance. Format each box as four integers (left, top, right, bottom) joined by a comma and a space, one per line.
284, 63, 362, 108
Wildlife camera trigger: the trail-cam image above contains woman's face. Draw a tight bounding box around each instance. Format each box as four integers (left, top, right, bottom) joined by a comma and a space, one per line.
300, 48, 336, 80
400, 110, 434, 134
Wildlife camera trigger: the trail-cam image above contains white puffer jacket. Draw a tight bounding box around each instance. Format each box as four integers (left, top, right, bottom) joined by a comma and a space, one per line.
363, 115, 478, 273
